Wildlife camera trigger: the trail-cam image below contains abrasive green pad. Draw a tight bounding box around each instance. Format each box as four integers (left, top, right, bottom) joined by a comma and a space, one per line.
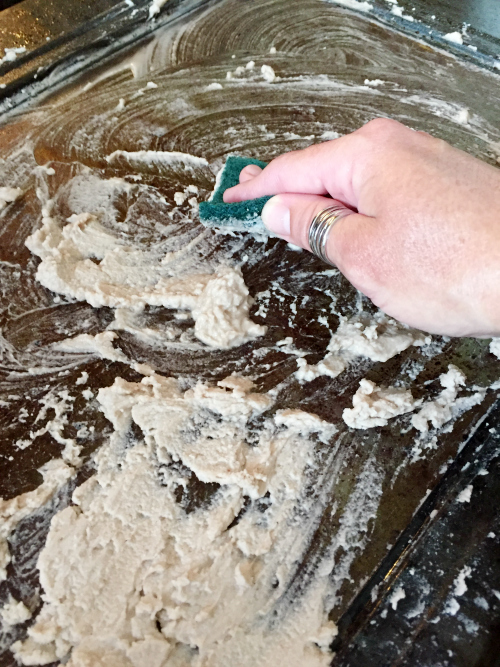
199, 156, 271, 234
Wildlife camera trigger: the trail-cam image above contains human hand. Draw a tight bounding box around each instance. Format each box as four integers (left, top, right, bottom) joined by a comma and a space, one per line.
223, 119, 500, 338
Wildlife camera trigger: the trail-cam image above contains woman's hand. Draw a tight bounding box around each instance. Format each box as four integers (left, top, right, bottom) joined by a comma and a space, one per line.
224, 119, 500, 338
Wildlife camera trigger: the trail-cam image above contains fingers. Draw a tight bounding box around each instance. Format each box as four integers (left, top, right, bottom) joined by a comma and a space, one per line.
262, 193, 380, 298
223, 119, 418, 212
223, 136, 359, 208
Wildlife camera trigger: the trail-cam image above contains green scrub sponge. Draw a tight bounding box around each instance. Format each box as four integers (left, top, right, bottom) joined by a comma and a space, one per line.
199, 156, 271, 234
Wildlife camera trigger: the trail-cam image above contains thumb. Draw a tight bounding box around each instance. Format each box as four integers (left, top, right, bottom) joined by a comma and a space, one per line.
262, 193, 380, 296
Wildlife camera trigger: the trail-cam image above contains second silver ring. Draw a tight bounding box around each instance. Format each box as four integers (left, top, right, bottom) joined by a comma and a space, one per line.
308, 204, 352, 266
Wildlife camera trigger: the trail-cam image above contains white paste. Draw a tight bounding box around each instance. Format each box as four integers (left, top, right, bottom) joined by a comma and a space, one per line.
204, 82, 223, 91
320, 130, 340, 140
13, 375, 338, 667
191, 268, 267, 348
443, 31, 463, 45
148, 0, 168, 19
26, 209, 265, 349
261, 65, 276, 83
75, 371, 88, 386
0, 46, 26, 65
490, 338, 500, 359
411, 365, 473, 433
297, 313, 429, 382
327, 0, 372, 12
328, 313, 429, 362
456, 485, 473, 503
0, 459, 73, 582
174, 191, 187, 205
364, 79, 384, 86
454, 107, 470, 125
1, 597, 32, 626
343, 379, 420, 429
389, 586, 406, 610
274, 409, 338, 443
445, 597, 460, 616
296, 355, 346, 382
453, 566, 471, 597
0, 186, 23, 211
54, 332, 128, 364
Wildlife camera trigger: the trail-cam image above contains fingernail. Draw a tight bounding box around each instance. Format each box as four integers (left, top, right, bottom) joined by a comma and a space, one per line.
262, 197, 291, 237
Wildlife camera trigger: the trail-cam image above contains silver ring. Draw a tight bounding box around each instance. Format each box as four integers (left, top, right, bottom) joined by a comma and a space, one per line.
308, 204, 352, 266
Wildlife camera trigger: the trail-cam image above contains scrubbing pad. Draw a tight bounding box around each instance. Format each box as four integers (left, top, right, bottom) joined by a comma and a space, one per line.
199, 156, 271, 234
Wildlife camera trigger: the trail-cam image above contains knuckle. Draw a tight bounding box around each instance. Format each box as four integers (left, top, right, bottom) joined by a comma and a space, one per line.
357, 117, 403, 141
351, 118, 414, 171
426, 135, 448, 155
267, 152, 295, 189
